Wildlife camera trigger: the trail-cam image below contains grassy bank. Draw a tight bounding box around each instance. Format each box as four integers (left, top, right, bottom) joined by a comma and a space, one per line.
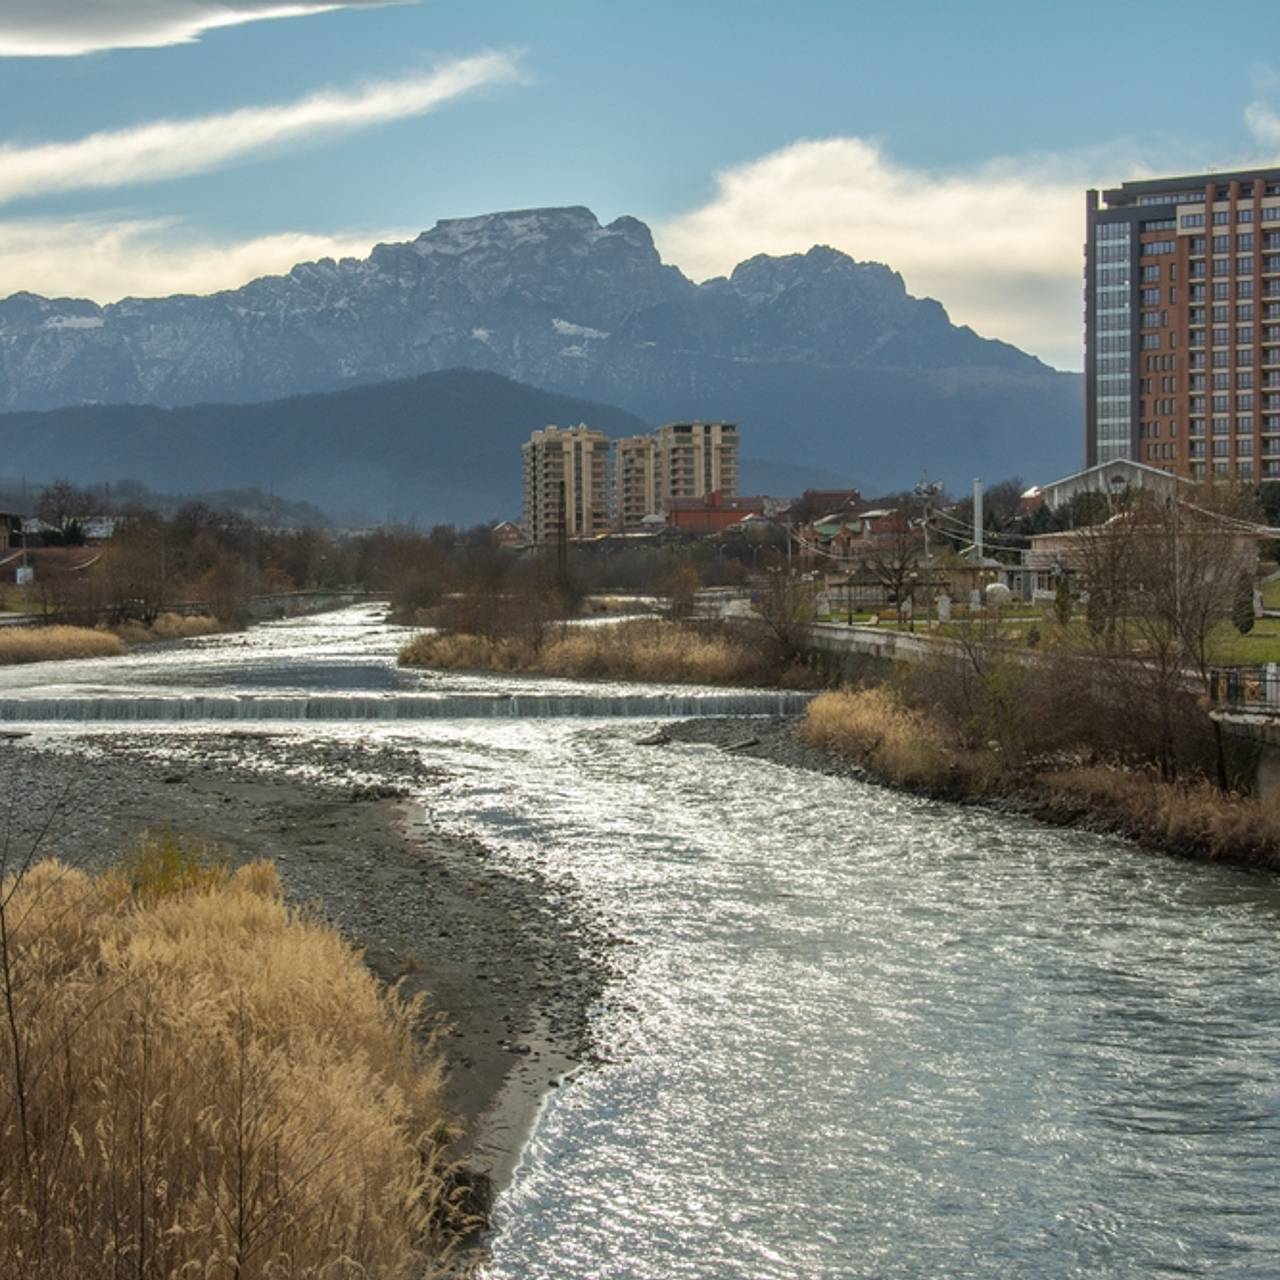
0, 837, 465, 1279
802, 686, 1280, 868
400, 619, 805, 686
0, 614, 224, 665
0, 624, 125, 664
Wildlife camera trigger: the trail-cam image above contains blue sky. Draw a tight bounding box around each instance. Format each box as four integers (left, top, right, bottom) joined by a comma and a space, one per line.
2, 0, 1279, 369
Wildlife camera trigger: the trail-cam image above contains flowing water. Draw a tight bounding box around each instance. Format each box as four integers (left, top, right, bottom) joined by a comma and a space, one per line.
7, 607, 1280, 1278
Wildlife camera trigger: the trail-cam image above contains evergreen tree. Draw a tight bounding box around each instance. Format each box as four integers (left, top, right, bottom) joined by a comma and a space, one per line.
1054, 573, 1071, 627
1233, 570, 1256, 635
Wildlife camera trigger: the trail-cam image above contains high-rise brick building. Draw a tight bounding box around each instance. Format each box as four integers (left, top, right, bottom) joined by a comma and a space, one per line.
1085, 167, 1280, 481
654, 421, 739, 506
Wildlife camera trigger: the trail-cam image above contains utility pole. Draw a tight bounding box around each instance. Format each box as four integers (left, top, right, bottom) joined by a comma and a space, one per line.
914, 476, 944, 629
973, 477, 984, 563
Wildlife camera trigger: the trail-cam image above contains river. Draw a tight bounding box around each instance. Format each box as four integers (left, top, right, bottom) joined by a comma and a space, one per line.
6, 606, 1280, 1278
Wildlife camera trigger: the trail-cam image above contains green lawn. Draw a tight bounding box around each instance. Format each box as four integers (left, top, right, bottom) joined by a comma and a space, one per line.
1208, 617, 1280, 665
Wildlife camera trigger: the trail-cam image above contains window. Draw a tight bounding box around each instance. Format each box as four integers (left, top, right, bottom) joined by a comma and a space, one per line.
1144, 219, 1176, 231
1239, 302, 1255, 320
1239, 233, 1256, 251
1237, 348, 1254, 368
1142, 265, 1161, 283
1213, 439, 1230, 456
1213, 235, 1232, 253
1142, 311, 1161, 328
1239, 208, 1255, 223
1238, 256, 1255, 275
1182, 213, 1206, 229
1267, 346, 1280, 363
1142, 239, 1175, 256
1190, 284, 1207, 300
1238, 460, 1255, 478
1213, 395, 1231, 411
1213, 282, 1230, 299
1238, 370, 1255, 388
1212, 327, 1229, 345
1265, 206, 1280, 221
1190, 373, 1207, 389
1190, 440, 1207, 458
1213, 349, 1230, 367
1141, 288, 1161, 306
1213, 371, 1232, 387
1238, 416, 1256, 434
1239, 279, 1255, 298
1240, 394, 1255, 410
1238, 326, 1255, 344
1214, 210, 1230, 225
1190, 396, 1207, 412
1213, 257, 1231, 276
1141, 334, 1162, 350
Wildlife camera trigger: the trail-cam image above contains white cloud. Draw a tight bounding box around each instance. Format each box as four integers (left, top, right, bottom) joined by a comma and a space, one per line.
0, 216, 408, 301
0, 52, 520, 204
654, 137, 1138, 371
0, 1, 409, 57
1245, 101, 1280, 147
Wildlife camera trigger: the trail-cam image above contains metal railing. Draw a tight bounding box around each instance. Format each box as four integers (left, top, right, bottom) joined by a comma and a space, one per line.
1208, 664, 1280, 711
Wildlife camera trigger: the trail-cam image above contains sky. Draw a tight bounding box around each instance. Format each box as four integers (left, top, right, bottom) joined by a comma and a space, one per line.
2, 1, 1280, 371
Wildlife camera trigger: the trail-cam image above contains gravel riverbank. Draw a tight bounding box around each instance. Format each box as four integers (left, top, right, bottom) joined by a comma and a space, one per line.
1, 728, 614, 1204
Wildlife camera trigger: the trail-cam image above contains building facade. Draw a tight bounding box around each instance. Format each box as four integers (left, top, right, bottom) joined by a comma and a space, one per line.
655, 421, 739, 507
521, 424, 610, 544
1085, 166, 1280, 480
613, 434, 658, 531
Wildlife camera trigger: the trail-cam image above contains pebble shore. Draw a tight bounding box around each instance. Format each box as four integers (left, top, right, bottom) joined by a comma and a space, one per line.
1, 728, 615, 1198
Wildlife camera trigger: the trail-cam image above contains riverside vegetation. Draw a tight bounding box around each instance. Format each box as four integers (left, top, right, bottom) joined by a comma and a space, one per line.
0, 834, 469, 1280
0, 614, 220, 665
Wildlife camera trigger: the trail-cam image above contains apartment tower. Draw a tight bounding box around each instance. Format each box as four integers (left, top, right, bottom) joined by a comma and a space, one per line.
614, 434, 658, 531
1085, 166, 1280, 480
655, 421, 739, 507
521, 424, 610, 544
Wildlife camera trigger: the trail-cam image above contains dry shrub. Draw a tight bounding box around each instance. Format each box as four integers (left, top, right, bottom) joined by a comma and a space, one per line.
536, 620, 765, 684
150, 611, 220, 640
1043, 766, 1280, 863
802, 686, 970, 791
399, 630, 528, 672
0, 625, 124, 665
400, 619, 776, 686
112, 614, 222, 645
0, 847, 462, 1280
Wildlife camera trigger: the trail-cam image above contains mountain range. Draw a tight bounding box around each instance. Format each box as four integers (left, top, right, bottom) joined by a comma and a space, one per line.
0, 206, 1083, 512
0, 369, 851, 525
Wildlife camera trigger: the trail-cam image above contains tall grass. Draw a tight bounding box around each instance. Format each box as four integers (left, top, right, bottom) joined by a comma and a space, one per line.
0, 625, 125, 665
0, 838, 462, 1279
400, 619, 781, 685
1044, 766, 1280, 863
112, 612, 222, 645
801, 687, 967, 791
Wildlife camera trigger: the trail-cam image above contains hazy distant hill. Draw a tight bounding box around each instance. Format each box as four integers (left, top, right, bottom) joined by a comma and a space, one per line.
0, 206, 1082, 490
0, 368, 849, 525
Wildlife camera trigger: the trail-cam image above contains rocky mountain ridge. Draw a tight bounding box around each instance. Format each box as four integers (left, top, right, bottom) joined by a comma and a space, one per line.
0, 206, 1083, 489
1, 206, 1045, 410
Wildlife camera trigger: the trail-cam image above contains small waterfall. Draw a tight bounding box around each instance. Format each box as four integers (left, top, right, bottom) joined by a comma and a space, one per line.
0, 691, 813, 723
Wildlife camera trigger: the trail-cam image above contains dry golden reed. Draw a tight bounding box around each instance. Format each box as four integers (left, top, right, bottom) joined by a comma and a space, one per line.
801, 686, 960, 790
112, 613, 222, 645
1044, 766, 1280, 862
0, 625, 124, 665
0, 842, 461, 1280
400, 619, 769, 685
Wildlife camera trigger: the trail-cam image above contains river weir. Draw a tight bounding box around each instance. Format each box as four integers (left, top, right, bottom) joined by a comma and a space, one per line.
6, 606, 1280, 1278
